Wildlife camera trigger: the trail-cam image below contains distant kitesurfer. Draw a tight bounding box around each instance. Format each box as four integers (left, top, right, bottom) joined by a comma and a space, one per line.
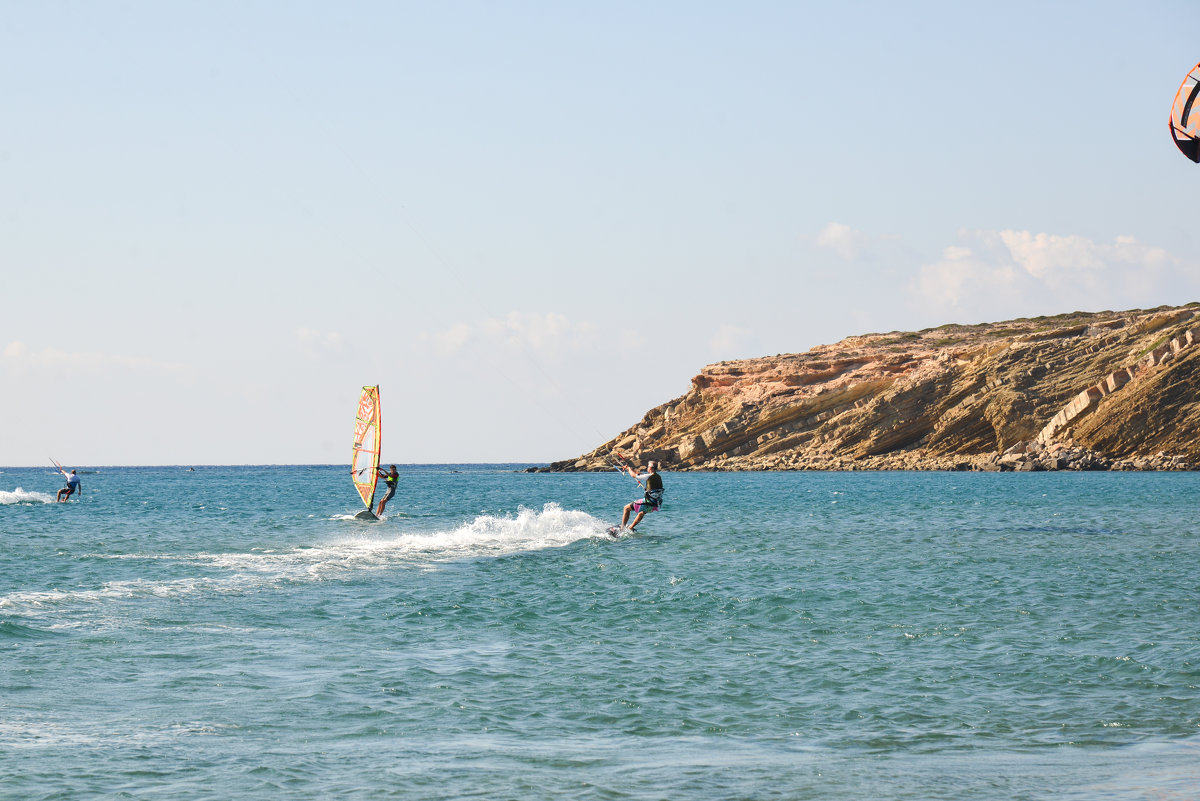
619, 460, 664, 532
376, 465, 399, 517
56, 468, 81, 502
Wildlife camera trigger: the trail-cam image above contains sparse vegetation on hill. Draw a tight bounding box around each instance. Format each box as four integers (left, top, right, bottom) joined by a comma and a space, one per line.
547, 305, 1200, 472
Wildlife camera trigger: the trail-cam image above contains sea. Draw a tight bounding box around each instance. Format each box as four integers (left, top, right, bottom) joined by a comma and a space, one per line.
2, 465, 1199, 801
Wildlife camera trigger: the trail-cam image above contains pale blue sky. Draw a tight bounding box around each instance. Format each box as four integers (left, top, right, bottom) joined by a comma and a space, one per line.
2, 1, 1197, 465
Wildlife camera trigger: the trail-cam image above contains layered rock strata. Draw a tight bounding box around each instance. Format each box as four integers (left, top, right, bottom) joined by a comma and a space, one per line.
548, 305, 1200, 472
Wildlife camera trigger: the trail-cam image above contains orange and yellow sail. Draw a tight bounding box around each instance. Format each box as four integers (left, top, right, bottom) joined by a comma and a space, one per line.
351, 385, 382, 510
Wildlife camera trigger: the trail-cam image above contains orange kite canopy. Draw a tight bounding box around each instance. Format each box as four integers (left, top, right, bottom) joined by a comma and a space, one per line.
1170, 61, 1200, 163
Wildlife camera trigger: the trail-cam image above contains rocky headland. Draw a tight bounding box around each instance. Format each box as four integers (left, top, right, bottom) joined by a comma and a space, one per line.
547, 304, 1200, 472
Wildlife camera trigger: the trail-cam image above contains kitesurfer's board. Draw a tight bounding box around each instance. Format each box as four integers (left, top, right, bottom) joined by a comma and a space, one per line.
606, 525, 626, 538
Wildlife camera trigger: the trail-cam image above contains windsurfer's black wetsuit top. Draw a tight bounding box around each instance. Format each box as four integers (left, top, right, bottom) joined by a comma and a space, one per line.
644, 472, 664, 507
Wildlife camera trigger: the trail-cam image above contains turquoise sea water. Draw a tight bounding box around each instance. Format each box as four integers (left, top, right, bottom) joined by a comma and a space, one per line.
2, 465, 1199, 800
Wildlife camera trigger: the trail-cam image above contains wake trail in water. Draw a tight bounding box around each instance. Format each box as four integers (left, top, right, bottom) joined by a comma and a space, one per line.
0, 504, 610, 622
240, 502, 608, 574
0, 488, 56, 505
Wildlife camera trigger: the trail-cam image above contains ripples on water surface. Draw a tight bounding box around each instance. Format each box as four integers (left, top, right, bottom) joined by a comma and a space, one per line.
2, 466, 1199, 799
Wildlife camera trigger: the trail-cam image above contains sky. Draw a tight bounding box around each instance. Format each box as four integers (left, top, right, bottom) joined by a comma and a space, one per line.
2, 1, 1198, 466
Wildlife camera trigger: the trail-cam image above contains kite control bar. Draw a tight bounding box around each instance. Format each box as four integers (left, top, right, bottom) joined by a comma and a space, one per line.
608, 450, 645, 490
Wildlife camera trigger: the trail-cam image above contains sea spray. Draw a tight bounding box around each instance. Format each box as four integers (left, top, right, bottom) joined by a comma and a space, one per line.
0, 487, 56, 505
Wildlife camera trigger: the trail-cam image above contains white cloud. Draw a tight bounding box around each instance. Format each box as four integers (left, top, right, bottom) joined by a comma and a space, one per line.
0, 341, 185, 375
912, 229, 1193, 320
482, 311, 572, 351
815, 222, 866, 260
916, 243, 1021, 310
426, 312, 599, 360
294, 327, 345, 359
431, 322, 473, 356
995, 230, 1174, 287
813, 222, 906, 263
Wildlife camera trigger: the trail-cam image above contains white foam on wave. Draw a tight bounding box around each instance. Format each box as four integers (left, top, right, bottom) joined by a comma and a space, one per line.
0, 504, 610, 624
0, 577, 234, 617
0, 487, 55, 505
0, 715, 240, 749
202, 502, 608, 578
397, 501, 606, 562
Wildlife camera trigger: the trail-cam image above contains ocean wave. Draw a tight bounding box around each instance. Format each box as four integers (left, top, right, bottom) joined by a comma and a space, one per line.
0, 487, 56, 505
0, 620, 58, 640
0, 717, 236, 749
0, 577, 237, 619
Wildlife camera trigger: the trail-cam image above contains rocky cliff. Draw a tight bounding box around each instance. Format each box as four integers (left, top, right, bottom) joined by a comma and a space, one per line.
549, 304, 1200, 472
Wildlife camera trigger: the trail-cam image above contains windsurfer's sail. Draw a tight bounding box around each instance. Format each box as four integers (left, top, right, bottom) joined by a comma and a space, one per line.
1170, 61, 1200, 163
351, 385, 382, 511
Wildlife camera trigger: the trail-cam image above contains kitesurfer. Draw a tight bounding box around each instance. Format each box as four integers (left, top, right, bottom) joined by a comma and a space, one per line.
618, 460, 664, 532
56, 468, 81, 502
375, 465, 399, 516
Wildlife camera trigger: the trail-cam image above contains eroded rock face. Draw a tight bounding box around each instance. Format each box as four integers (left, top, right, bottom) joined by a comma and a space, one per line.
547, 305, 1200, 472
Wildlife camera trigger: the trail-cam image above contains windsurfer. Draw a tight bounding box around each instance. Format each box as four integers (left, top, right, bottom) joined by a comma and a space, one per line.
56, 468, 81, 502
376, 465, 399, 516
618, 460, 663, 532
